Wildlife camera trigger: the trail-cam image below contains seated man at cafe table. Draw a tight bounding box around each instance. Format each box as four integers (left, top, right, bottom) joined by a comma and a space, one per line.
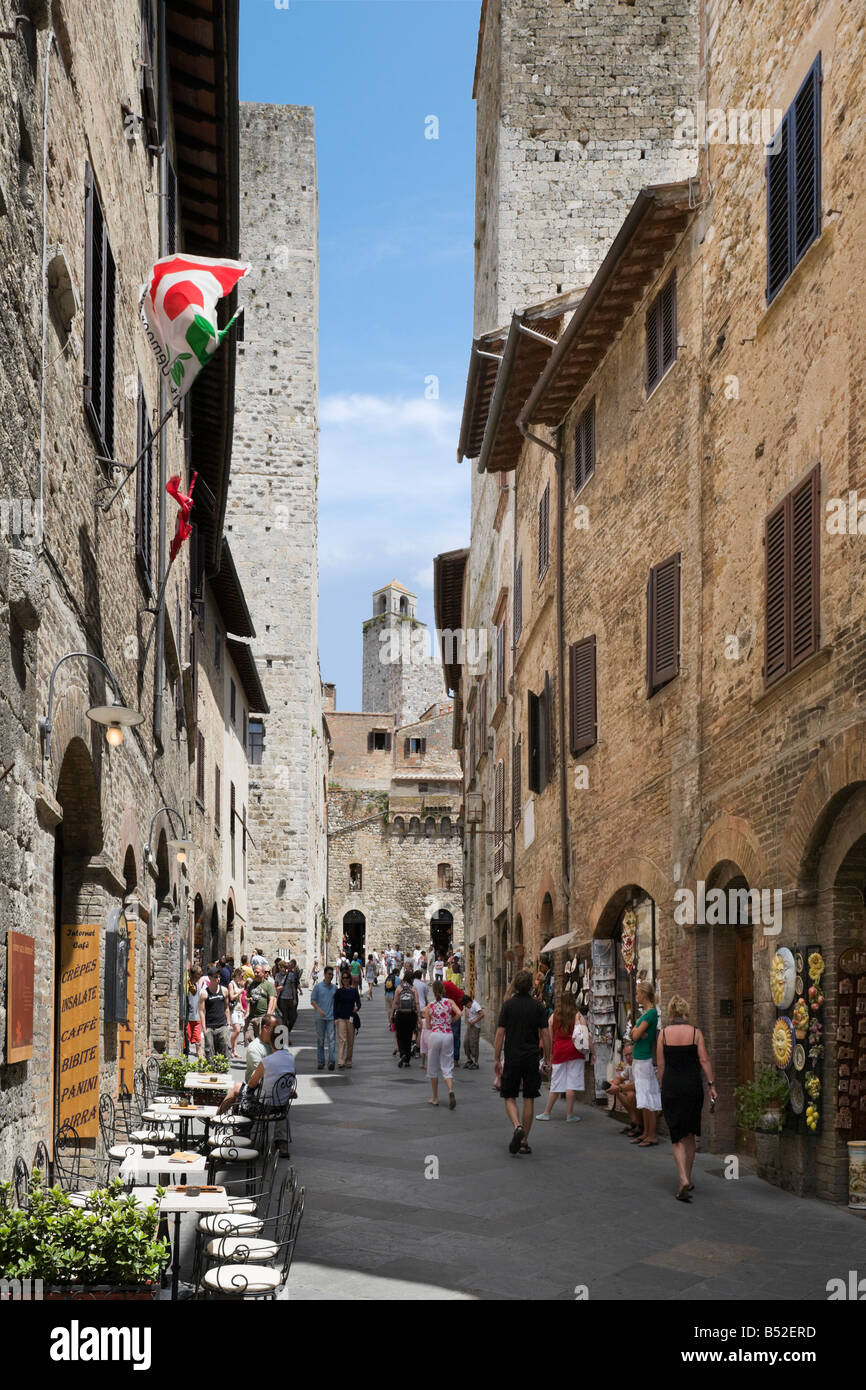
215, 1014, 296, 1154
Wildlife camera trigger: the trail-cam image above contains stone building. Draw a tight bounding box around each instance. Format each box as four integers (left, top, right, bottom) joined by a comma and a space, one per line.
0, 1, 243, 1167
444, 0, 866, 1204
326, 587, 463, 962
448, 0, 700, 1029
226, 102, 327, 972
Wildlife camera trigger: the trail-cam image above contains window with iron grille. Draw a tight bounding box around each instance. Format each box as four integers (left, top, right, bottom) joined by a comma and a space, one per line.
135, 380, 154, 593
512, 735, 522, 826
764, 466, 820, 686
214, 765, 221, 833
496, 618, 506, 705
248, 717, 264, 765
767, 56, 821, 303
646, 274, 677, 395
84, 163, 116, 461
647, 553, 681, 695
195, 730, 205, 806
569, 635, 597, 755
538, 483, 550, 579
514, 557, 523, 643
494, 760, 505, 875
574, 398, 596, 492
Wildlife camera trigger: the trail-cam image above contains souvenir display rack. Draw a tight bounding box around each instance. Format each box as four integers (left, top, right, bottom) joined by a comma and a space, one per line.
835, 947, 866, 1141
771, 943, 825, 1136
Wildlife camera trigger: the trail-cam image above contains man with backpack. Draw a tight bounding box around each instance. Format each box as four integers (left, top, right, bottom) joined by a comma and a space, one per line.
393, 968, 419, 1068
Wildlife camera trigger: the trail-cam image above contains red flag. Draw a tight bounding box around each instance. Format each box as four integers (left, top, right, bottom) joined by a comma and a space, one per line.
167, 472, 197, 564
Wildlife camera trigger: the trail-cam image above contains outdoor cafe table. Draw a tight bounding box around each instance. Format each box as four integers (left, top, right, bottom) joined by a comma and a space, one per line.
143, 1102, 219, 1147
119, 1150, 209, 1187
184, 1072, 234, 1095
125, 1185, 232, 1301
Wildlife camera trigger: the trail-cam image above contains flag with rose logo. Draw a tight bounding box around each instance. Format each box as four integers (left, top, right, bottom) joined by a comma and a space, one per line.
140, 254, 251, 401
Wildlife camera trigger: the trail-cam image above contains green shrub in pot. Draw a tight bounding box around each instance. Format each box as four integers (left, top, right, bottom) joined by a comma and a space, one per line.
735, 1068, 790, 1133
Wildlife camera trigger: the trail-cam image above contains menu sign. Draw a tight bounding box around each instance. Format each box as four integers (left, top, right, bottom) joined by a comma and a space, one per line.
7, 931, 34, 1063
58, 924, 100, 1138
117, 920, 135, 1097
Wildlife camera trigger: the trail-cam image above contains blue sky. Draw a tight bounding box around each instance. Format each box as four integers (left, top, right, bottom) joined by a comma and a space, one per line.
239, 0, 480, 709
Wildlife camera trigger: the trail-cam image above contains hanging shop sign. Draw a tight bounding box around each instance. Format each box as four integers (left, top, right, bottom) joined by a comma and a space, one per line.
836, 947, 866, 1141
58, 923, 100, 1139
6, 931, 35, 1063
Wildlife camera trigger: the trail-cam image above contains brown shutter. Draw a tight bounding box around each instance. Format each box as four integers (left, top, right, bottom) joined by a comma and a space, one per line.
135, 381, 154, 592
512, 735, 522, 825
575, 399, 596, 491
496, 620, 506, 704
214, 765, 221, 832
514, 557, 523, 642
420, 737, 427, 754
538, 483, 550, 577
384, 732, 392, 752
196, 730, 205, 804
648, 553, 681, 693
367, 731, 374, 752
404, 737, 410, 758
569, 636, 597, 755
480, 677, 487, 742
646, 295, 660, 392
542, 670, 554, 788
494, 761, 504, 874
528, 691, 540, 794
790, 467, 820, 667
764, 497, 788, 682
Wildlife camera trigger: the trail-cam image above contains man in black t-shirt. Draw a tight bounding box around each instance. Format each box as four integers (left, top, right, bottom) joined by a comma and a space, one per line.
494, 970, 551, 1155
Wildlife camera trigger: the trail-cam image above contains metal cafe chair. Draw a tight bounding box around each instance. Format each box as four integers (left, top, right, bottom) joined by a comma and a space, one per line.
52, 1121, 82, 1194
13, 1154, 30, 1209
199, 1179, 306, 1299
192, 1162, 294, 1288
31, 1140, 51, 1190
129, 1069, 175, 1147
211, 1137, 280, 1215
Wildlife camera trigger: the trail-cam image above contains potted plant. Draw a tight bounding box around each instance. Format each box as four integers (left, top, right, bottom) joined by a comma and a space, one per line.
735, 1067, 790, 1134
0, 1176, 169, 1300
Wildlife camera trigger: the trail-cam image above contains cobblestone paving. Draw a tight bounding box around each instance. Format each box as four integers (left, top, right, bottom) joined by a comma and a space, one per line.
280, 998, 866, 1302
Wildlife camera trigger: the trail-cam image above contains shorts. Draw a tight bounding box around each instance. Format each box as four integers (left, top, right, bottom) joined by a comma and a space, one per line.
500, 1052, 541, 1101
426, 1030, 454, 1080
550, 1058, 585, 1093
230, 1008, 244, 1027
186, 1021, 201, 1045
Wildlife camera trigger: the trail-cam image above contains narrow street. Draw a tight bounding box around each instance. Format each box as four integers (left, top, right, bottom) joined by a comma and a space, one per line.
284, 999, 865, 1302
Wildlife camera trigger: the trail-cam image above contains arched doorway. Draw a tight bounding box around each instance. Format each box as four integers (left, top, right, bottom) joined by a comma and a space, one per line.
430, 908, 453, 960
209, 905, 219, 965
54, 736, 104, 1139
343, 909, 365, 960
694, 865, 755, 1154
225, 898, 235, 961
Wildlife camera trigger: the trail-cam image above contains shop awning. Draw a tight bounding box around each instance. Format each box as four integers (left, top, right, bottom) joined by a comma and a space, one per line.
540, 932, 579, 955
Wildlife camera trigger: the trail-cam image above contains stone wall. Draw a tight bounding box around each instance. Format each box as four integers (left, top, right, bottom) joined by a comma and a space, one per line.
227, 103, 324, 971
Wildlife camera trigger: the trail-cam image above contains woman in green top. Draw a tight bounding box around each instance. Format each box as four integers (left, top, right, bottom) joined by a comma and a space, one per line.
629, 980, 662, 1146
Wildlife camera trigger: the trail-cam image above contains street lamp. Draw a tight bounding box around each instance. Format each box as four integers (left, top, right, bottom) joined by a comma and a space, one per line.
40, 652, 144, 759
144, 806, 193, 869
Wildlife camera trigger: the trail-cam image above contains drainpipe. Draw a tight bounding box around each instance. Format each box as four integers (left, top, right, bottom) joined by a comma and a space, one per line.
518, 419, 571, 930
508, 467, 517, 959
37, 29, 57, 550
153, 0, 168, 748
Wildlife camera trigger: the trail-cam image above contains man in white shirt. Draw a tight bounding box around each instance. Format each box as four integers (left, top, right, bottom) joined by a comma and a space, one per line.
248, 1031, 296, 1153
463, 996, 484, 1069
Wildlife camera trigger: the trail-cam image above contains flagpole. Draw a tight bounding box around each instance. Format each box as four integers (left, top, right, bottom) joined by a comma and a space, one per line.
140, 549, 177, 670
94, 399, 181, 513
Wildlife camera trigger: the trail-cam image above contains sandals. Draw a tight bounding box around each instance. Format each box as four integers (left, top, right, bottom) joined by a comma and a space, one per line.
676, 1184, 692, 1202
448, 1092, 456, 1110
508, 1125, 525, 1155
637, 1139, 659, 1147
518, 1143, 532, 1154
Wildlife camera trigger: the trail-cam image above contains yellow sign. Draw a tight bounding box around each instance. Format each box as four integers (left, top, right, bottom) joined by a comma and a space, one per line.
58, 924, 100, 1138
117, 920, 135, 1097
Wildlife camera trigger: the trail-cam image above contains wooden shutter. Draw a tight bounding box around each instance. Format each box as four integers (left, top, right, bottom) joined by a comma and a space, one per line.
166, 159, 178, 255
196, 730, 205, 804
230, 781, 236, 839
646, 277, 677, 392
494, 761, 504, 875
542, 670, 554, 788
479, 676, 487, 743
647, 553, 681, 693
140, 0, 159, 147
767, 55, 821, 302
528, 691, 541, 794
569, 636, 597, 755
512, 736, 522, 826
367, 731, 374, 752
538, 483, 550, 578
646, 296, 660, 392
83, 163, 116, 459
135, 381, 154, 592
514, 557, 523, 642
384, 731, 392, 752
764, 466, 819, 684
404, 738, 410, 757
575, 399, 596, 491
214, 765, 221, 832
496, 620, 506, 704
420, 737, 427, 754
764, 498, 788, 682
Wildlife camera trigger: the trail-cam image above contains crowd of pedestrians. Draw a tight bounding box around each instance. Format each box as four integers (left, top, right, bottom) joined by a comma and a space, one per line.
185, 949, 302, 1060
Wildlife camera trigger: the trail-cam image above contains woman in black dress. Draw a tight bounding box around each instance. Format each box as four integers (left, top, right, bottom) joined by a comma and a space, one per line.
656, 995, 718, 1202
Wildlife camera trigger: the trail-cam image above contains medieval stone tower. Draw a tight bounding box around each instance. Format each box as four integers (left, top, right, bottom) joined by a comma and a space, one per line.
226, 104, 327, 967
362, 581, 444, 727
473, 0, 700, 334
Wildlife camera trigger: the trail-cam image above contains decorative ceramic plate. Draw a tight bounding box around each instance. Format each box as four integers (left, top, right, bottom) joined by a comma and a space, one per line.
795, 975, 804, 995
770, 948, 796, 1010
772, 1016, 795, 1068
789, 1079, 805, 1115
793, 1044, 806, 1072
565, 960, 572, 974
795, 952, 804, 974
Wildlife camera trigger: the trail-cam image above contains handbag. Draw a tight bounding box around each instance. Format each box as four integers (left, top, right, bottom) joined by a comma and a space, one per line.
572, 1017, 590, 1054
352, 1014, 361, 1032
